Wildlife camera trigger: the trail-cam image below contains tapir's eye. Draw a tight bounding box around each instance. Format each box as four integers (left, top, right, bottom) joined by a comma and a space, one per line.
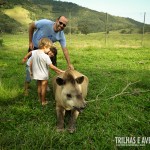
66, 94, 72, 99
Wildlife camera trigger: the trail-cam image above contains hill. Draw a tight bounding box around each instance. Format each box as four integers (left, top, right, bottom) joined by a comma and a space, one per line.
4, 5, 32, 25
0, 0, 150, 34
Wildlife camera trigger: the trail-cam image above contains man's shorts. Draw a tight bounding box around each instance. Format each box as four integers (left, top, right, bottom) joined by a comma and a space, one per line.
25, 65, 31, 82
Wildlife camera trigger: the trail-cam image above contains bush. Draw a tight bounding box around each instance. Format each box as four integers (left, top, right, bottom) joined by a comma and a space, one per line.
120, 29, 127, 34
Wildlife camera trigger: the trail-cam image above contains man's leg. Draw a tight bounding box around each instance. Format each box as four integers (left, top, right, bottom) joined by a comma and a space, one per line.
24, 82, 30, 96
24, 65, 31, 96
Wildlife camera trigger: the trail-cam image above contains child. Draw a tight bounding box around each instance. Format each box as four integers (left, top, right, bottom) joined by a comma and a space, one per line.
22, 46, 57, 96
30, 38, 64, 105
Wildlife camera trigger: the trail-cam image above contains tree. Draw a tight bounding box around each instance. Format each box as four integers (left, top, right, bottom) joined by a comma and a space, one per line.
78, 22, 89, 34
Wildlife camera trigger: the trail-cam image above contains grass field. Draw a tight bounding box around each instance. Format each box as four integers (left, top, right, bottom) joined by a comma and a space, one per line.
0, 33, 150, 150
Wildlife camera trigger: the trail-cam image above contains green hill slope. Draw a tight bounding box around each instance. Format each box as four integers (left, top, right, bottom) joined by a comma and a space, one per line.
4, 6, 32, 25
0, 0, 150, 34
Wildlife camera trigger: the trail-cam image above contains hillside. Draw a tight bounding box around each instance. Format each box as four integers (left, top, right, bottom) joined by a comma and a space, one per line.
0, 0, 150, 34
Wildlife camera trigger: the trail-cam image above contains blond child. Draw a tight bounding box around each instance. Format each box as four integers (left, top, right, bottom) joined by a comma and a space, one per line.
22, 46, 57, 96
30, 38, 64, 105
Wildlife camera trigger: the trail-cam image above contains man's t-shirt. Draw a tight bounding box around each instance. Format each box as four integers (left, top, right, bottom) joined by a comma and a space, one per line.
32, 19, 66, 48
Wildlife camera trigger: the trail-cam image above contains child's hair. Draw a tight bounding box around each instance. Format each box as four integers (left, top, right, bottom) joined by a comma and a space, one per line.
38, 38, 53, 49
50, 46, 57, 55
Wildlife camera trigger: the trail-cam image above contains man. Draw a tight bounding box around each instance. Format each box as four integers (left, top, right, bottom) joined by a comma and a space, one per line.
28, 16, 74, 69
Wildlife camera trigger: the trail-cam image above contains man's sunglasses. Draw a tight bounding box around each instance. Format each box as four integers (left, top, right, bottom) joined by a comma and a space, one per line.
59, 21, 66, 27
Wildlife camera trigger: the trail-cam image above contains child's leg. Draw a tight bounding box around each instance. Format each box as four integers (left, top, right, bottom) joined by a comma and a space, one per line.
41, 80, 48, 105
37, 80, 42, 101
47, 72, 50, 91
24, 65, 31, 95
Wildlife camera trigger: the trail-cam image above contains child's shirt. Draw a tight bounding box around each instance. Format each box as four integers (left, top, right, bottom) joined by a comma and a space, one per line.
31, 50, 52, 80
26, 50, 36, 66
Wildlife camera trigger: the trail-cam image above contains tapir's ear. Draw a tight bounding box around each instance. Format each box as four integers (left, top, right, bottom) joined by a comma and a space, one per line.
56, 77, 65, 86
75, 76, 84, 84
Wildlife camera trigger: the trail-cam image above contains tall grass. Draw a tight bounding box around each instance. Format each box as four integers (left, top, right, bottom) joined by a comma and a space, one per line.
0, 33, 150, 150
67, 32, 150, 48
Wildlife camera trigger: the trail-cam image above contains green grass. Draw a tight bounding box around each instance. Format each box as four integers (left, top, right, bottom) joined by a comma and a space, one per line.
0, 33, 150, 150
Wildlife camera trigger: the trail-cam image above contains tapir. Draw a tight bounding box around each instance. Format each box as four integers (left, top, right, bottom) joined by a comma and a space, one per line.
52, 69, 89, 133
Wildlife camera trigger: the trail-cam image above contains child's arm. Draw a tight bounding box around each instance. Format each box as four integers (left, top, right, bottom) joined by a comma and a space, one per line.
22, 51, 32, 63
49, 64, 65, 74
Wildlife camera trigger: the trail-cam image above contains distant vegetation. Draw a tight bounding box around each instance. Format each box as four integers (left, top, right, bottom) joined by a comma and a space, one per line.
0, 0, 150, 34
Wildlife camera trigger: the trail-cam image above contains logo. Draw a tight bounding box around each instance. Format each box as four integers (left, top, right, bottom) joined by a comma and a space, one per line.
115, 137, 150, 146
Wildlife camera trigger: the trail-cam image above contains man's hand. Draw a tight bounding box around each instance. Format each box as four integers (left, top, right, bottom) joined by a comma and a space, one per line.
29, 42, 34, 50
68, 64, 74, 70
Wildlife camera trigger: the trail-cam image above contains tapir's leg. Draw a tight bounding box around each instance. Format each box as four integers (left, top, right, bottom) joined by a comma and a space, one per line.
56, 106, 66, 132
68, 110, 79, 133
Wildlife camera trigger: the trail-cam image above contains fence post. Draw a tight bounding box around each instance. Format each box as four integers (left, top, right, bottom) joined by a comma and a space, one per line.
105, 13, 108, 47
141, 12, 146, 46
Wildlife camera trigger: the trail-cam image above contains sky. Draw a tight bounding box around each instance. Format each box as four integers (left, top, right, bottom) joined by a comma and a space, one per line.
60, 0, 150, 24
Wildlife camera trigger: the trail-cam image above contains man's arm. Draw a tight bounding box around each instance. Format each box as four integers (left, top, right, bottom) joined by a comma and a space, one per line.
62, 47, 74, 70
29, 22, 36, 50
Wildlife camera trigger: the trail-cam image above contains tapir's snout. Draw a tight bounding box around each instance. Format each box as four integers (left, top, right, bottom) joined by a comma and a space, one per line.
73, 102, 87, 113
